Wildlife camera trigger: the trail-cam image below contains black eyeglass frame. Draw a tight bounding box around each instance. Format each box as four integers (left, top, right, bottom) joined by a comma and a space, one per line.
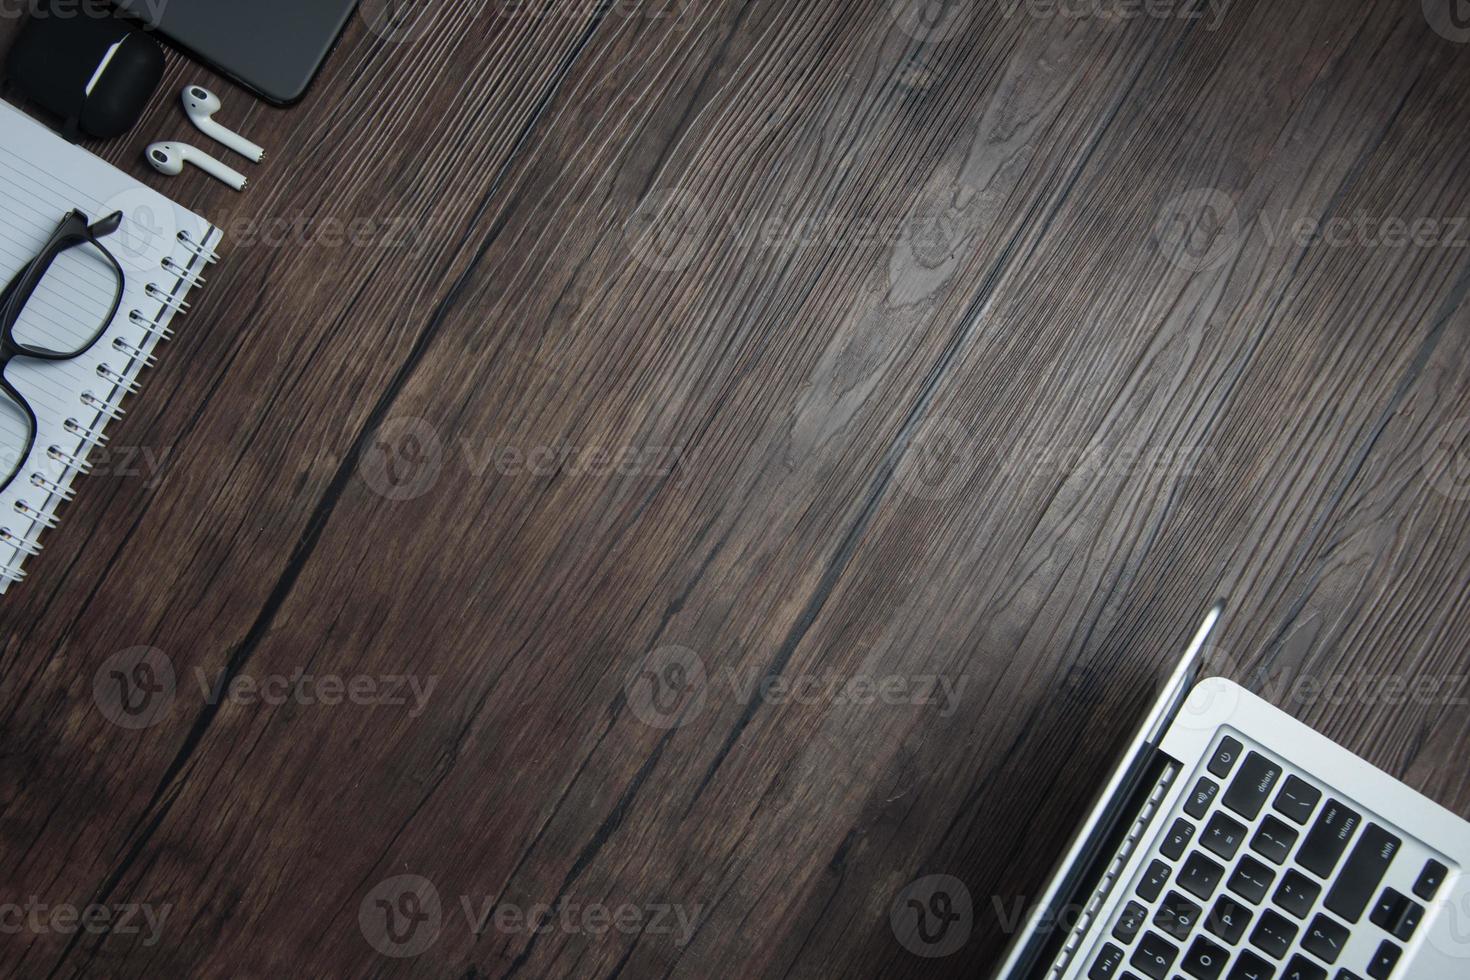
0, 209, 126, 497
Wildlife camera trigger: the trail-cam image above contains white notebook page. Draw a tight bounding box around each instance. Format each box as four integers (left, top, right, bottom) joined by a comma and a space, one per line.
0, 100, 220, 592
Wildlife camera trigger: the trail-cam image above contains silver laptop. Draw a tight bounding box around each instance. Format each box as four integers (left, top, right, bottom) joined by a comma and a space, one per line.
993, 605, 1470, 980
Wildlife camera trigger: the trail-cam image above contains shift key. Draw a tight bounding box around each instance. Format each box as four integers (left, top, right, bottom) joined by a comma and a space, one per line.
1222, 752, 1282, 820
1325, 823, 1402, 922
1297, 799, 1361, 878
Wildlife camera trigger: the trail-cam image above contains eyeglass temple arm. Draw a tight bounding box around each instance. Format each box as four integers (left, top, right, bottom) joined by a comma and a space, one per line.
87, 211, 124, 239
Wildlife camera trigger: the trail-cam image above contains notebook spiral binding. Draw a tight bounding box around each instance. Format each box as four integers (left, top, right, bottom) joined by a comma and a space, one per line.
0, 229, 219, 586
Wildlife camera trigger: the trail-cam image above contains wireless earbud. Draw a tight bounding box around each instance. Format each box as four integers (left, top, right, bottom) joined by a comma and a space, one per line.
181, 85, 265, 163
145, 142, 248, 191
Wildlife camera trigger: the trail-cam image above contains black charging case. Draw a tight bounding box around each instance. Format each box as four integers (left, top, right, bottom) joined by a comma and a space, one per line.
4, 4, 164, 141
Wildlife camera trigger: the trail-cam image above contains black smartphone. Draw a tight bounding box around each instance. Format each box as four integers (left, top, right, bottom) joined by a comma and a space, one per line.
111, 0, 360, 106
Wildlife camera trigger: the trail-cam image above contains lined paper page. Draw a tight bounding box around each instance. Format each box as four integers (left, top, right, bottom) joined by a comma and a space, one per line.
0, 100, 219, 592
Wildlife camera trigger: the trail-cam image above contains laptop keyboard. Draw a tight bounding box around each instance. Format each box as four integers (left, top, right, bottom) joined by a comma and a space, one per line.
1085, 732, 1452, 980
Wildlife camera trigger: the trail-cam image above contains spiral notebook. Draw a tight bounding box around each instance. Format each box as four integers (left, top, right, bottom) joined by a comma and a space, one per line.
0, 99, 222, 593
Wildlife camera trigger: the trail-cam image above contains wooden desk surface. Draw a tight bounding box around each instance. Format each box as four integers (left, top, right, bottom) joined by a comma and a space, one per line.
3, 1, 1470, 976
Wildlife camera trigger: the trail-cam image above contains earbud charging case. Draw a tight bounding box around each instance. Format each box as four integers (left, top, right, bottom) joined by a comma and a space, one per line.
4, 7, 164, 141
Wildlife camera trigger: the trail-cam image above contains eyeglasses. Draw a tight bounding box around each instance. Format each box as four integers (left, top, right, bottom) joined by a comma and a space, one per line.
0, 209, 125, 497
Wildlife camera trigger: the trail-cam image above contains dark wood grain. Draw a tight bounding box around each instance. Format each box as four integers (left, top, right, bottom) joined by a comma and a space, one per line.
2, 0, 1470, 976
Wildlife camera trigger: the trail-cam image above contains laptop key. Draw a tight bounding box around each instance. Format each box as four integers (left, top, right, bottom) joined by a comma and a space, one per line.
1205, 895, 1252, 944
1250, 908, 1299, 959
1114, 900, 1149, 944
1186, 777, 1220, 819
1412, 858, 1447, 901
1228, 855, 1276, 904
1161, 817, 1197, 861
1252, 815, 1299, 865
1301, 913, 1350, 965
1090, 942, 1127, 979
1333, 971, 1365, 980
1366, 939, 1400, 979
1274, 869, 1322, 919
1368, 888, 1423, 942
1223, 752, 1282, 820
1130, 930, 1180, 980
1180, 851, 1225, 901
1323, 823, 1401, 923
1154, 890, 1202, 941
1281, 954, 1327, 980
1203, 812, 1247, 860
1210, 736, 1244, 778
1227, 949, 1276, 980
1273, 775, 1322, 825
1138, 859, 1172, 901
1182, 935, 1229, 979
1297, 799, 1361, 878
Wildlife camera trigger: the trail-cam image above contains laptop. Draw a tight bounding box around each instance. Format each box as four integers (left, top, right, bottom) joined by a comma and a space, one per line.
993, 605, 1470, 980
